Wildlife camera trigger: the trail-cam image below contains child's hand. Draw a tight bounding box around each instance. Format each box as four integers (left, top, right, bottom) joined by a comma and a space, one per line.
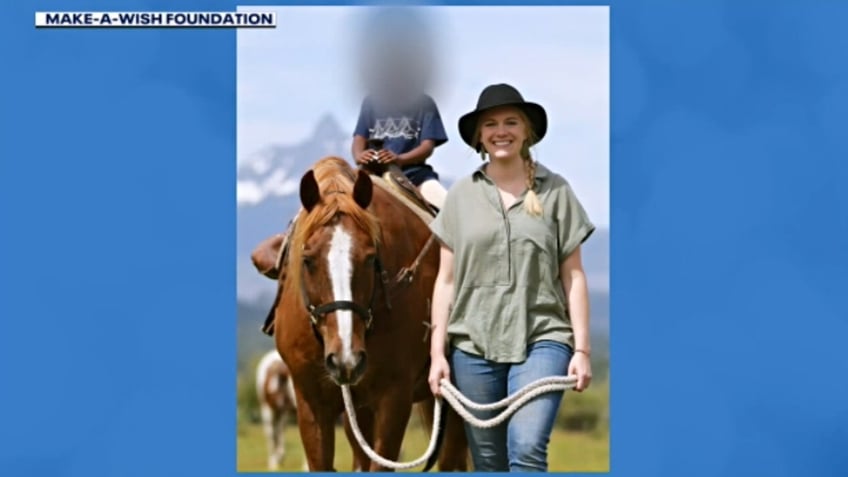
356, 149, 378, 165
378, 150, 399, 164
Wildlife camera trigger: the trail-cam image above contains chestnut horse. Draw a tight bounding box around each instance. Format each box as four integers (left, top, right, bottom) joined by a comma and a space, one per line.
272, 156, 468, 471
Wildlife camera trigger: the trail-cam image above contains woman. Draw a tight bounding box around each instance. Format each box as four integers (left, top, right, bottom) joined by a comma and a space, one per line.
427, 83, 595, 471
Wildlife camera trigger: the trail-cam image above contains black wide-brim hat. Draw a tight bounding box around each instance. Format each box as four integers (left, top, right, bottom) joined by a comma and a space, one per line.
458, 83, 548, 151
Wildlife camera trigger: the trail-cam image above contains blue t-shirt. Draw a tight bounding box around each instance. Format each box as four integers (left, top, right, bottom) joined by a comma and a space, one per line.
353, 93, 449, 169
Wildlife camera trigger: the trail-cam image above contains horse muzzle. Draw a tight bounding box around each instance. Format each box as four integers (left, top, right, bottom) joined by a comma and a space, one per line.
325, 350, 367, 385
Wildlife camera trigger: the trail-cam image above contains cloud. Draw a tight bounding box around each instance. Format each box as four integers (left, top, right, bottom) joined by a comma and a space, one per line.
236, 168, 300, 206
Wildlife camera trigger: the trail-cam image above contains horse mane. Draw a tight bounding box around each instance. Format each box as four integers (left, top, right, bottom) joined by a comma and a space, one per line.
286, 156, 382, 295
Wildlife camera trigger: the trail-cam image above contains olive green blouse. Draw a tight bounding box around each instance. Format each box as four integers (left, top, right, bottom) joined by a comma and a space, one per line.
429, 162, 595, 363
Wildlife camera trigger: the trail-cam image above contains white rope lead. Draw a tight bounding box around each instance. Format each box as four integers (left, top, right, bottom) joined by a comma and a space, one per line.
341, 384, 444, 470
439, 375, 578, 429
340, 375, 578, 470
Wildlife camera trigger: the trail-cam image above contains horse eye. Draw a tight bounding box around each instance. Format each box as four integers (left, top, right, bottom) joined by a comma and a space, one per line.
365, 255, 377, 266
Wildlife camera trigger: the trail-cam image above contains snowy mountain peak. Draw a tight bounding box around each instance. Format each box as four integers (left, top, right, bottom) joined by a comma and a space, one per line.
238, 114, 350, 207
312, 113, 345, 140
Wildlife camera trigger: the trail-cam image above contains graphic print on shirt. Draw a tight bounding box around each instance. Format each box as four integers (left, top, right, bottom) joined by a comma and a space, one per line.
369, 116, 421, 141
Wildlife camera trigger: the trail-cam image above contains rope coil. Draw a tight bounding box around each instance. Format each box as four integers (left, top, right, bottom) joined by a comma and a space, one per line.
340, 375, 578, 470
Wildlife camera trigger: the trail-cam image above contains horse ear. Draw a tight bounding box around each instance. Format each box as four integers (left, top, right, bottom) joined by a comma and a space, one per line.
300, 170, 320, 212
352, 169, 373, 210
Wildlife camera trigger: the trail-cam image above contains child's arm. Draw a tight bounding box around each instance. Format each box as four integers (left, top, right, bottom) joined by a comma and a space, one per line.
352, 96, 377, 165
394, 139, 436, 167
352, 135, 377, 165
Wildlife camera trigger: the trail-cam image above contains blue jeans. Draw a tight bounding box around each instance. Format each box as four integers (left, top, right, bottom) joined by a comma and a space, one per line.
449, 340, 573, 472
401, 164, 439, 186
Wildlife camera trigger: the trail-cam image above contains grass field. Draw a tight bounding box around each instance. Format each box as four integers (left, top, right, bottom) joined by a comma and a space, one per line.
237, 419, 609, 472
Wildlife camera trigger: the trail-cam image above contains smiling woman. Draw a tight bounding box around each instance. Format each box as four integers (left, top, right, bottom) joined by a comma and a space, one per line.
428, 83, 595, 472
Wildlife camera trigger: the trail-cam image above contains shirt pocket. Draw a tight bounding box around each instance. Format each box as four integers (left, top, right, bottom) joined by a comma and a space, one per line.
511, 215, 560, 284
457, 208, 511, 286
461, 248, 509, 286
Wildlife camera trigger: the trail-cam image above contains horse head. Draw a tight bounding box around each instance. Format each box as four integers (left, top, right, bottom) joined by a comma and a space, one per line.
289, 159, 385, 386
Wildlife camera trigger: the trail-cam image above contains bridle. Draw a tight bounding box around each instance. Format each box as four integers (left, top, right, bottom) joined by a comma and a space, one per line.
298, 241, 392, 338
288, 195, 436, 343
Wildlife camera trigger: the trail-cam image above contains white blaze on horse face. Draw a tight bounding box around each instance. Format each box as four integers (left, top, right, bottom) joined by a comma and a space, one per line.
328, 224, 356, 367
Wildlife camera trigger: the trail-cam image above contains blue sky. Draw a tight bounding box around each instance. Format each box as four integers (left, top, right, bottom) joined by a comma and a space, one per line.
237, 5, 609, 226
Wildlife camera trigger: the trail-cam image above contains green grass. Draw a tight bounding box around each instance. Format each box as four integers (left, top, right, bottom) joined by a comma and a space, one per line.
237, 419, 609, 473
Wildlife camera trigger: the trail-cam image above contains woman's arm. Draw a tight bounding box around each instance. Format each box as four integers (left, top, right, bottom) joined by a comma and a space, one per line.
561, 245, 593, 391
428, 245, 455, 396
430, 245, 455, 358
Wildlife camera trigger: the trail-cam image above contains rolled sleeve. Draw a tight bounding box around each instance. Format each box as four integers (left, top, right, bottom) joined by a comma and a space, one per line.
429, 186, 457, 250
353, 97, 373, 139
419, 96, 448, 147
557, 181, 596, 263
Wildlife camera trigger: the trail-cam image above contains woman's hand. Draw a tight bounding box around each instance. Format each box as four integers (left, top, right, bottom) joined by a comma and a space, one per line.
428, 354, 451, 397
568, 350, 592, 392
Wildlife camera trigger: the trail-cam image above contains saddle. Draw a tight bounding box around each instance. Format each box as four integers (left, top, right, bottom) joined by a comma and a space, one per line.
378, 164, 439, 218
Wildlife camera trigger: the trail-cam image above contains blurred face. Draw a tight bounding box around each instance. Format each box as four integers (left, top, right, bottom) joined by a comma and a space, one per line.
355, 11, 435, 100
478, 106, 529, 161
360, 48, 429, 105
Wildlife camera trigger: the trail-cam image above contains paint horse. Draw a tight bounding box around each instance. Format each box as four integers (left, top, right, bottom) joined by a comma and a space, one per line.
272, 156, 468, 471
255, 349, 298, 470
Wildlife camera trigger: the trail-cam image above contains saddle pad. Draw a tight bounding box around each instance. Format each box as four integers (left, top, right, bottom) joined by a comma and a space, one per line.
371, 174, 436, 226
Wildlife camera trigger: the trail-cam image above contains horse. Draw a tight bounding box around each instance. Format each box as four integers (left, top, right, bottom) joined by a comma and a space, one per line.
255, 349, 298, 470
272, 156, 469, 471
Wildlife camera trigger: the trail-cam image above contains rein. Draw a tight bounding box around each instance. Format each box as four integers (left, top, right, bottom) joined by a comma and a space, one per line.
340, 375, 579, 470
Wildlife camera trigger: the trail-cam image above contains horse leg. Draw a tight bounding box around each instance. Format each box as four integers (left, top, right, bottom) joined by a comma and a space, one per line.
260, 404, 280, 470
413, 398, 468, 471
273, 409, 287, 467
438, 406, 471, 471
295, 399, 337, 471
415, 401, 435, 442
342, 407, 374, 471
368, 393, 414, 472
